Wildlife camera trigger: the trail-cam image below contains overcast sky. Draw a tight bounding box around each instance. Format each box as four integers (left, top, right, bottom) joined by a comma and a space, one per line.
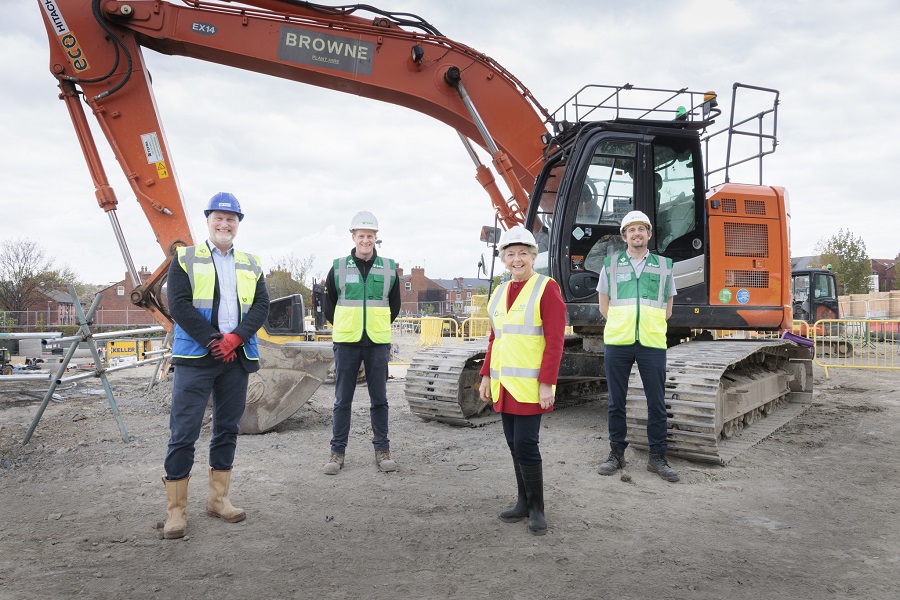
4, 0, 899, 287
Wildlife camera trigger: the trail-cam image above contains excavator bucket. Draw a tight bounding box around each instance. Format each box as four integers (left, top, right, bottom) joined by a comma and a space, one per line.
239, 339, 334, 434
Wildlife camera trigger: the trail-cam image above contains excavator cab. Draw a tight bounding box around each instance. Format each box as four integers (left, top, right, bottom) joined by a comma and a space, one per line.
528, 118, 707, 335
791, 267, 841, 334
527, 84, 787, 342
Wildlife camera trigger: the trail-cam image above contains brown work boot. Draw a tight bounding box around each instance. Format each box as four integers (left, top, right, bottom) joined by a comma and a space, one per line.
206, 468, 246, 523
323, 452, 345, 475
375, 449, 397, 472
162, 475, 190, 539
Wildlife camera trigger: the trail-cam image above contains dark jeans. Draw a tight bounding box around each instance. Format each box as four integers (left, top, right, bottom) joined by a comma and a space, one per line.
604, 342, 668, 453
501, 412, 543, 466
165, 361, 249, 479
330, 343, 391, 454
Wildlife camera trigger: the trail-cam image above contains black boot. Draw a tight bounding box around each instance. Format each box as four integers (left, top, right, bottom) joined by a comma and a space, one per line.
520, 462, 546, 536
647, 450, 680, 482
499, 459, 529, 523
597, 442, 627, 476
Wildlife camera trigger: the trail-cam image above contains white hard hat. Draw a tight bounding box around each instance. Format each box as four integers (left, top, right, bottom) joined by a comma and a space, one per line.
349, 210, 379, 232
498, 225, 538, 250
620, 210, 652, 233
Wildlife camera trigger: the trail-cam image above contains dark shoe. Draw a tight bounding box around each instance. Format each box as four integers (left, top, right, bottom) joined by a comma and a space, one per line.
499, 458, 528, 523
520, 462, 547, 536
647, 451, 680, 482
597, 443, 627, 476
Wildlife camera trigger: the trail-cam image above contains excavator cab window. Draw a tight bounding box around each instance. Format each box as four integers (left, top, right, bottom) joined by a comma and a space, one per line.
813, 272, 837, 300
652, 141, 697, 254
578, 141, 635, 280
792, 273, 812, 321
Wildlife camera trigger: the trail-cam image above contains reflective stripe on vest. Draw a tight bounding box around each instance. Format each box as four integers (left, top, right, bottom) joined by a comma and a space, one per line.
603, 252, 671, 349
332, 255, 396, 344
487, 273, 554, 404
171, 244, 263, 359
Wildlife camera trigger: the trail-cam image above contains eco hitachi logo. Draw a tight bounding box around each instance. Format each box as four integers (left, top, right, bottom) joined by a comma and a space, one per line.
40, 0, 90, 72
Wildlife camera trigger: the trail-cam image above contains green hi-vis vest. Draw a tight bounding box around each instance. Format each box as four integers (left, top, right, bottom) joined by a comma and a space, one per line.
603, 252, 672, 349
487, 273, 554, 404
171, 244, 263, 359
332, 255, 396, 344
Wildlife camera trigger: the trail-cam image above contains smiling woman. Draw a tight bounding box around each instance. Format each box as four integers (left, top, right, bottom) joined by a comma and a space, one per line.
478, 225, 567, 536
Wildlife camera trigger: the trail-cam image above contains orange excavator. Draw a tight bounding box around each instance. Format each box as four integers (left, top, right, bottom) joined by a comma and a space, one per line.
38, 0, 812, 463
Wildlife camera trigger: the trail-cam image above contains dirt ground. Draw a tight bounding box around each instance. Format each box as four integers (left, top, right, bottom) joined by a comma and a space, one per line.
1, 353, 898, 600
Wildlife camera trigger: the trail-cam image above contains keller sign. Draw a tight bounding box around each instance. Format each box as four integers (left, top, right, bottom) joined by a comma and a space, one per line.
278, 26, 373, 77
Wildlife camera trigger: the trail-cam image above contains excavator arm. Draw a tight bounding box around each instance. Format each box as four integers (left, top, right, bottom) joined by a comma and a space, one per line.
38, 0, 552, 329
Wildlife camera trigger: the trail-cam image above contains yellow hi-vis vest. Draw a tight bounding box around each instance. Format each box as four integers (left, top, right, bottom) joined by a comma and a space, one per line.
332, 255, 396, 344
603, 252, 672, 349
171, 244, 263, 359
487, 273, 554, 404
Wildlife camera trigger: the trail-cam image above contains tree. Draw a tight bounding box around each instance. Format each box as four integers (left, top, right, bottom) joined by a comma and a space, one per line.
0, 238, 79, 323
265, 252, 317, 308
814, 229, 871, 295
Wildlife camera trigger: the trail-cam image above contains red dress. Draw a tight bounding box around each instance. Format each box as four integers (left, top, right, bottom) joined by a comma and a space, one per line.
479, 277, 566, 415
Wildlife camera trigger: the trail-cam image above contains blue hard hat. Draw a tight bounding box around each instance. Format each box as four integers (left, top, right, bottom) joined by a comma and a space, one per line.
204, 192, 244, 221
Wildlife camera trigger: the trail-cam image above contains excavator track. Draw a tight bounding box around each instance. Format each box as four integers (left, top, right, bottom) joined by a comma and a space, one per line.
405, 339, 605, 426
405, 340, 497, 426
240, 339, 334, 434
625, 340, 813, 464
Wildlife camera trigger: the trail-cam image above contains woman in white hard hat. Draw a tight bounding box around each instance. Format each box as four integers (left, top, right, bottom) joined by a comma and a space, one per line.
478, 225, 566, 536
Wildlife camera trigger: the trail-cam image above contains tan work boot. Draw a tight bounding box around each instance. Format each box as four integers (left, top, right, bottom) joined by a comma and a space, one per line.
375, 449, 397, 472
206, 468, 246, 523
162, 475, 190, 539
323, 452, 344, 475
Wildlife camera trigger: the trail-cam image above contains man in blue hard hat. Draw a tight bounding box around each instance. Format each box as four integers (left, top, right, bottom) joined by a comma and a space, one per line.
160, 192, 270, 539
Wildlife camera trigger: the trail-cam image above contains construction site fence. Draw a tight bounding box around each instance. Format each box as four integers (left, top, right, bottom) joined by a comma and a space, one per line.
388, 316, 898, 374
0, 308, 157, 332
706, 319, 898, 377
388, 317, 579, 365
804, 319, 898, 377
389, 317, 490, 365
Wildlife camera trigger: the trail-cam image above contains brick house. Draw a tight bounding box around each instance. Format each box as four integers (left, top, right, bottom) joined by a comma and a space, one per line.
94, 267, 157, 327
431, 275, 487, 315
397, 266, 489, 316
20, 288, 78, 328
397, 266, 445, 316
870, 258, 898, 292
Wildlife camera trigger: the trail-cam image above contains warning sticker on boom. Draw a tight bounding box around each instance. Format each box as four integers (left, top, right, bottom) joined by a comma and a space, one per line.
141, 133, 164, 164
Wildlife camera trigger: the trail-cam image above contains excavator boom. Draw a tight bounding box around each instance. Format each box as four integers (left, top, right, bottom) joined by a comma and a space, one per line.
37, 0, 552, 432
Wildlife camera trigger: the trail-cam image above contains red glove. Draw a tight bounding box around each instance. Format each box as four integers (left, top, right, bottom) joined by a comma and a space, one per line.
218, 349, 237, 363
210, 333, 242, 360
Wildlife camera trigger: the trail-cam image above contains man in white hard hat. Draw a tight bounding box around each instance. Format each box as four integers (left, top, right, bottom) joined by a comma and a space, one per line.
322, 211, 401, 474
595, 210, 680, 482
